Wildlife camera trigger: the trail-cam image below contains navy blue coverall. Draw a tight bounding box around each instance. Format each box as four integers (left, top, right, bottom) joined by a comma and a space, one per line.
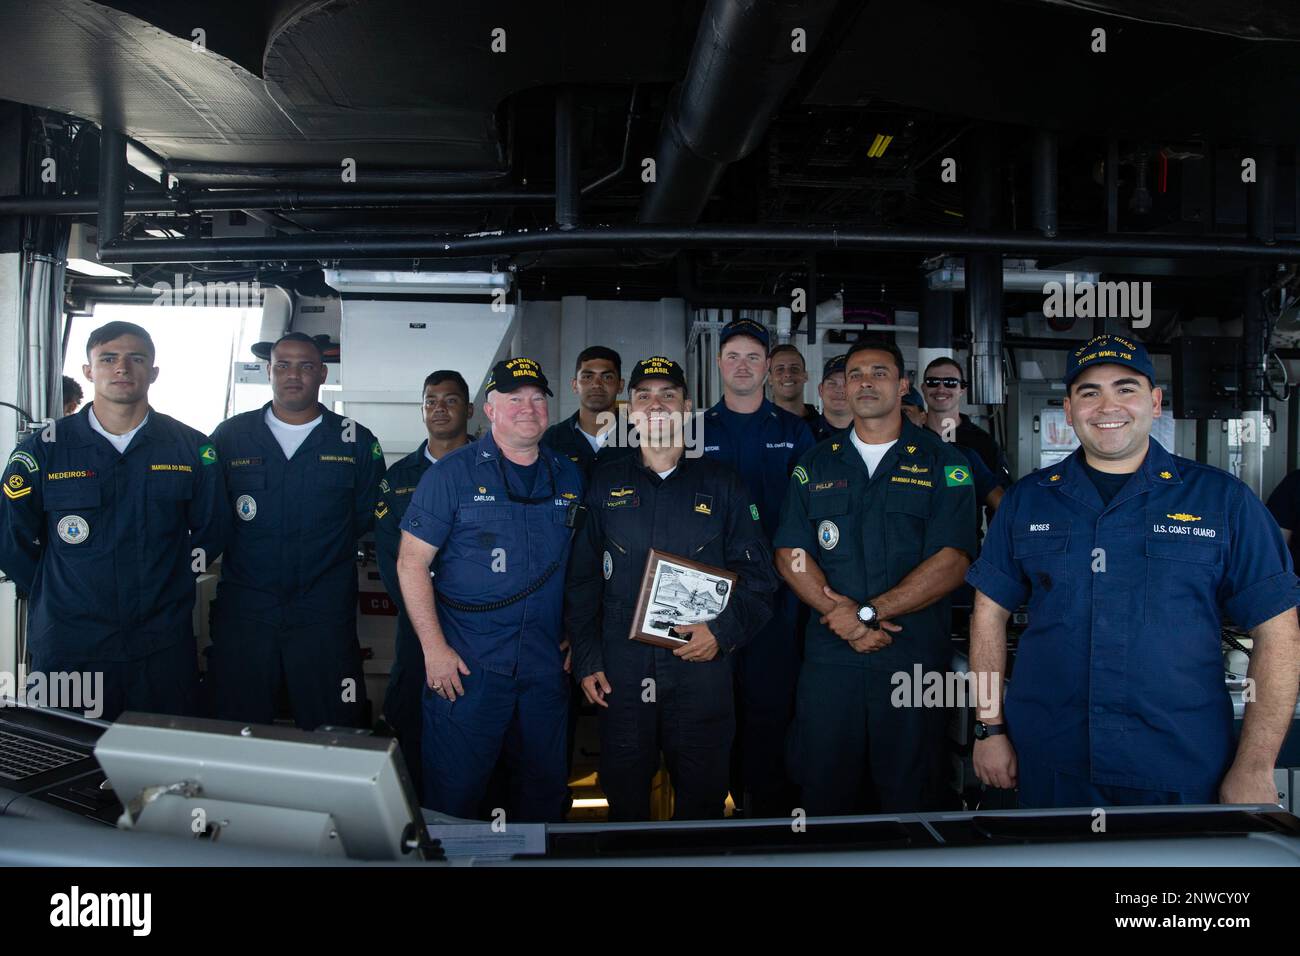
400, 431, 583, 822
967, 440, 1299, 807
774, 419, 977, 814
565, 454, 776, 821
208, 403, 385, 730
0, 405, 229, 720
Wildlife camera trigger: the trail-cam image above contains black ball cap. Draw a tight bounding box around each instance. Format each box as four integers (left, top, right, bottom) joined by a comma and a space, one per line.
485, 357, 553, 396
628, 356, 687, 391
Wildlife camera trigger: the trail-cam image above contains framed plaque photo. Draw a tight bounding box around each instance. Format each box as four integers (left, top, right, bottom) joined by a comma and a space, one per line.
629, 549, 738, 649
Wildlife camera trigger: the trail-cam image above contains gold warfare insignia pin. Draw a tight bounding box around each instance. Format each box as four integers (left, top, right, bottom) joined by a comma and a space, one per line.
1167, 513, 1201, 522
478, 486, 488, 493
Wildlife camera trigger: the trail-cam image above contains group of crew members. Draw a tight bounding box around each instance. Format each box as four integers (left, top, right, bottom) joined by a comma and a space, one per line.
2, 319, 1298, 823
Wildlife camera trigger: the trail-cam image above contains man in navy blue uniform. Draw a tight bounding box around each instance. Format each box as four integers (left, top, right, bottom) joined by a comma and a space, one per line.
209, 332, 386, 730
0, 321, 228, 720
542, 345, 633, 479
775, 339, 977, 814
968, 334, 1300, 807
396, 357, 583, 822
703, 318, 814, 816
919, 356, 1012, 487
374, 370, 473, 798
566, 357, 776, 820
810, 354, 853, 443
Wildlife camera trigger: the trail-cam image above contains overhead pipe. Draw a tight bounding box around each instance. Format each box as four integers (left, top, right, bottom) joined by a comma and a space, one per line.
1031, 129, 1058, 239
162, 161, 511, 190
638, 0, 840, 225
97, 225, 1300, 265
0, 190, 555, 217
96, 127, 126, 247
555, 88, 579, 229
966, 126, 1004, 406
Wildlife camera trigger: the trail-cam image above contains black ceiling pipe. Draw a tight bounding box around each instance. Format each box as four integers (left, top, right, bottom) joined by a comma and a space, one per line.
638, 0, 840, 225
97, 127, 126, 246
1032, 129, 1058, 239
966, 126, 1004, 405
555, 88, 579, 229
0, 190, 555, 216
97, 225, 1300, 265
163, 161, 511, 190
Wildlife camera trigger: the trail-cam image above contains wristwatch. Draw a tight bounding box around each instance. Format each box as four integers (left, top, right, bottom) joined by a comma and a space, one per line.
856, 603, 880, 630
973, 720, 1007, 740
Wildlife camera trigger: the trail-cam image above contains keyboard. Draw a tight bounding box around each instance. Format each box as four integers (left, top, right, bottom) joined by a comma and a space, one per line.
0, 729, 88, 781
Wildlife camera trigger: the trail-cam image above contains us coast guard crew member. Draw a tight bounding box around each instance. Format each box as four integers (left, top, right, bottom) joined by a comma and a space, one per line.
566, 357, 776, 820
0, 321, 229, 719
396, 358, 583, 822
968, 334, 1300, 807
704, 318, 814, 817
775, 338, 977, 814
374, 370, 473, 799
209, 332, 386, 730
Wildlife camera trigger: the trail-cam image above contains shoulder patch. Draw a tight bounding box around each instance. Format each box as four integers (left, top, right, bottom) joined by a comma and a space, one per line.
371, 440, 384, 461
379, 478, 390, 494
944, 465, 973, 487
750, 504, 760, 522
7, 450, 38, 474
198, 443, 218, 466
793, 466, 809, 485
375, 501, 390, 520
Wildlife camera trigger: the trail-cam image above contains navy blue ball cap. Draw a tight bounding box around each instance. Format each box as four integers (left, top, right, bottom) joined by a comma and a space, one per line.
718, 318, 770, 351
1064, 334, 1155, 388
902, 385, 925, 408
628, 356, 687, 391
485, 357, 553, 396
821, 354, 847, 381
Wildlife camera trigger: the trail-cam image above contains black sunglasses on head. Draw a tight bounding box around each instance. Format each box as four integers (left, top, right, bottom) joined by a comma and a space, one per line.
924, 377, 966, 389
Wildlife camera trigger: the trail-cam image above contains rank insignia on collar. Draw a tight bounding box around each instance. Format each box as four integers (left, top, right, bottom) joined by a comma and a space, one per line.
1049, 474, 1061, 482
1159, 470, 1173, 479
830, 443, 840, 452
906, 445, 916, 454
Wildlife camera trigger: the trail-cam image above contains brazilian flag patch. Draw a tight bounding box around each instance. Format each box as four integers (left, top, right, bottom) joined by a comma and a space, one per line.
371, 440, 384, 460
944, 465, 972, 487
198, 443, 218, 466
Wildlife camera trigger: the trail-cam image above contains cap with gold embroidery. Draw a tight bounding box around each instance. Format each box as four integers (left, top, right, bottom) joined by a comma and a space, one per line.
628, 356, 687, 391
485, 357, 552, 396
1064, 333, 1155, 388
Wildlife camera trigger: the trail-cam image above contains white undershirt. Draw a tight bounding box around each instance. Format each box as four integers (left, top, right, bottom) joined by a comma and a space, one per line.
656, 467, 676, 480
88, 407, 148, 454
849, 428, 897, 478
264, 407, 322, 459
580, 426, 607, 455
424, 447, 438, 466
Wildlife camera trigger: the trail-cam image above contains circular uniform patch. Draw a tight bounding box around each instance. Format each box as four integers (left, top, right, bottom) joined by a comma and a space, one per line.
817, 519, 840, 550
57, 515, 89, 545
236, 495, 258, 521
602, 550, 613, 580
